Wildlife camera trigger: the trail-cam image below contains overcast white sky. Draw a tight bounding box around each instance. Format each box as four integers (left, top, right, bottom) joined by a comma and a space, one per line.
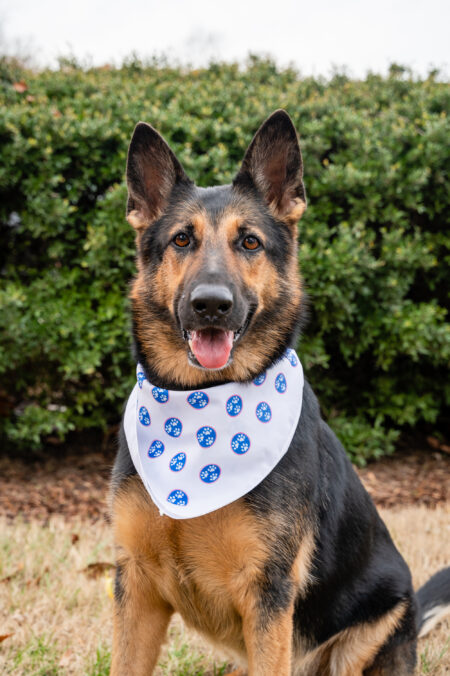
0, 0, 448, 76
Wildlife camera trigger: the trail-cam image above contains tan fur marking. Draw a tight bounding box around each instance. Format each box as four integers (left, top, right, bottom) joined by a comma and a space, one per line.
242, 257, 278, 310
220, 211, 266, 246
291, 529, 316, 596
293, 601, 407, 676
190, 211, 208, 238
270, 197, 306, 226
152, 246, 200, 308
243, 602, 294, 675
221, 212, 242, 233
112, 476, 271, 661
127, 209, 148, 232
111, 592, 172, 676
163, 212, 209, 244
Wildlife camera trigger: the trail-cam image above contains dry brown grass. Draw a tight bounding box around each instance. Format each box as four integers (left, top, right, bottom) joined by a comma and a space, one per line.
0, 517, 114, 675
0, 505, 448, 675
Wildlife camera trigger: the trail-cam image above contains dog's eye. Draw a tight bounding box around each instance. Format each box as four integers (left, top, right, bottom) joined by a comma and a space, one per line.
173, 232, 190, 248
242, 236, 261, 251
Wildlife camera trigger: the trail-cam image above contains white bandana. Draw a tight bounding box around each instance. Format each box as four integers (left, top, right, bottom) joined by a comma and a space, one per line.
124, 349, 304, 519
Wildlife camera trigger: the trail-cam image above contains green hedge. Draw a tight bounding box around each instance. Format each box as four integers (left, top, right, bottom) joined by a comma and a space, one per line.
1, 57, 449, 463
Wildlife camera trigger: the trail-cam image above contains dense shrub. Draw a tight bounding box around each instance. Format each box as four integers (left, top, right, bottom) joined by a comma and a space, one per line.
1, 57, 449, 463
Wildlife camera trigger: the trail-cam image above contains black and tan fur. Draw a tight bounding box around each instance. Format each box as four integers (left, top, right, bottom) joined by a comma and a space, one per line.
110, 110, 450, 675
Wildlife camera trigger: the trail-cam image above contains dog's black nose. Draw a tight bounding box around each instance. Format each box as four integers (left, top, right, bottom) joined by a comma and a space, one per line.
190, 284, 233, 320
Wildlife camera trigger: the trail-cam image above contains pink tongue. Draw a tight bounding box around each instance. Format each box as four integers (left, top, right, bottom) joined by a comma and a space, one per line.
190, 329, 233, 369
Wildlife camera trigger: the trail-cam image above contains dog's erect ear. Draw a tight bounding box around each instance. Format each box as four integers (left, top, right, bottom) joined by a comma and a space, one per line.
233, 110, 306, 225
126, 122, 191, 230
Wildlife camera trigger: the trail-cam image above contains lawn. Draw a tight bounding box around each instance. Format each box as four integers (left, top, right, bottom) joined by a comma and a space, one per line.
0, 505, 448, 675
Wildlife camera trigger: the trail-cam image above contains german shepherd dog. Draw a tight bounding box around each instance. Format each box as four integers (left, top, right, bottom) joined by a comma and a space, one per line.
110, 111, 450, 675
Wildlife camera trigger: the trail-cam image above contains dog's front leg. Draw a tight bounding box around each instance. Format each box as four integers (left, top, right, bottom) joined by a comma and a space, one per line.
110, 561, 173, 676
241, 595, 294, 676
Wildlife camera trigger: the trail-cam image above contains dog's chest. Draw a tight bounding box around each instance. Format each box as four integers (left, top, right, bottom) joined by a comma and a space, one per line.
114, 477, 270, 651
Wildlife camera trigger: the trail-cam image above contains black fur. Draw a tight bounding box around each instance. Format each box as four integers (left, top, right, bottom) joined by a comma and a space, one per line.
417, 567, 450, 633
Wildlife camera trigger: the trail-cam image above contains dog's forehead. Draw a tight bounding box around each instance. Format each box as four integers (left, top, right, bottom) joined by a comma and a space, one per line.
194, 185, 236, 221
188, 184, 261, 228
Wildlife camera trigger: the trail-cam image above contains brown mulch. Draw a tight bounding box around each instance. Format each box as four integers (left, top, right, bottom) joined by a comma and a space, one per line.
0, 437, 448, 522
0, 449, 112, 522
356, 447, 449, 509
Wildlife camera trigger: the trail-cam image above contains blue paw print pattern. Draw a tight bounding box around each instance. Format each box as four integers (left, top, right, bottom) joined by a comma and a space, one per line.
169, 452, 186, 472
285, 349, 298, 367
152, 387, 169, 403
139, 406, 151, 426
187, 391, 209, 409
275, 373, 287, 393
164, 417, 182, 437
200, 464, 221, 483
167, 489, 188, 506
256, 401, 272, 423
137, 371, 146, 389
148, 440, 165, 458
253, 372, 266, 386
226, 395, 243, 417
197, 426, 216, 448
231, 433, 251, 455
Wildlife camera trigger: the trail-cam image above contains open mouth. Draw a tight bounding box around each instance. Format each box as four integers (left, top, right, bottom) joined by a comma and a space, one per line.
181, 326, 246, 370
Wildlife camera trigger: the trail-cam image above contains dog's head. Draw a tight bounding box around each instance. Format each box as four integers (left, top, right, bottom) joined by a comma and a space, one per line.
126, 110, 307, 388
